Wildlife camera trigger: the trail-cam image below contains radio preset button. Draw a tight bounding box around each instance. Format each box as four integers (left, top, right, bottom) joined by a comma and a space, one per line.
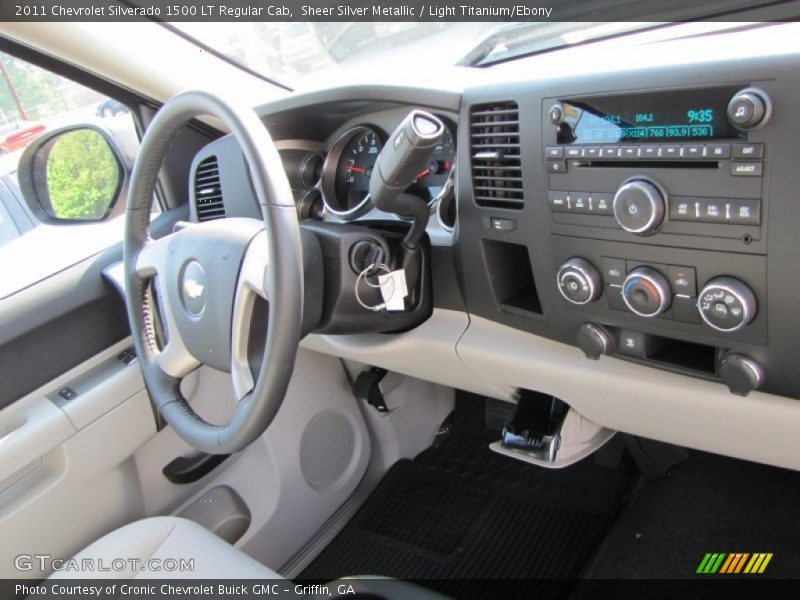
565, 147, 582, 158
620, 146, 638, 159
681, 144, 704, 158
660, 145, 680, 159
732, 143, 764, 159
583, 147, 601, 158
639, 145, 659, 159
601, 146, 620, 158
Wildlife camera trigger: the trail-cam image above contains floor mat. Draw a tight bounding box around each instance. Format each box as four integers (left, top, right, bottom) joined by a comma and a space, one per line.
585, 451, 800, 579
301, 395, 631, 598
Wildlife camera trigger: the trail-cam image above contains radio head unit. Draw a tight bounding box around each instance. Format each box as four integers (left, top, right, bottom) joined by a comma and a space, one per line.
549, 84, 772, 147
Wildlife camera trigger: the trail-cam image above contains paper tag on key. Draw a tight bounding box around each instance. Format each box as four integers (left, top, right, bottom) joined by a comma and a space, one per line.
378, 269, 408, 311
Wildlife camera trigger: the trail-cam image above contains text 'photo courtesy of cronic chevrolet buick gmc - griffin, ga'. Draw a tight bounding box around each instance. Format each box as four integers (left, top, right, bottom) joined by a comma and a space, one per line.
2, 2, 800, 598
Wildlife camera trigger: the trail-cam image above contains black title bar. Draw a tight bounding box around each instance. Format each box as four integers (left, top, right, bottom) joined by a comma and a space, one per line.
1, 0, 799, 22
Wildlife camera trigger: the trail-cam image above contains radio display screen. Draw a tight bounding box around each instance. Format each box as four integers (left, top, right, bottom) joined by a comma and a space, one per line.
557, 86, 746, 144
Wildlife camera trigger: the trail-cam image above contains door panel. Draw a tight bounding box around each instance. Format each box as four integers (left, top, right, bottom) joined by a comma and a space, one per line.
0, 337, 155, 579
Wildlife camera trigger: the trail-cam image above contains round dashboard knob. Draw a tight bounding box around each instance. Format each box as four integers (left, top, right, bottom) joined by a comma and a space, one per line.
727, 88, 771, 131
698, 276, 757, 333
548, 102, 565, 125
613, 179, 665, 235
622, 267, 671, 317
576, 323, 615, 360
557, 258, 601, 305
719, 354, 764, 396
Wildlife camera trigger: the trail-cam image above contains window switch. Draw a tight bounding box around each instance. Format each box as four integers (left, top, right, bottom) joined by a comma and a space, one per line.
58, 387, 78, 401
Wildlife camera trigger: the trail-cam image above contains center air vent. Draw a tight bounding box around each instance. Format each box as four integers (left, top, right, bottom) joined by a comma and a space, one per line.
470, 102, 523, 210
194, 156, 225, 221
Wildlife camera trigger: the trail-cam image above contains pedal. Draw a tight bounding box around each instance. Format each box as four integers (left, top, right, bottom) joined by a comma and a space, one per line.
501, 391, 569, 463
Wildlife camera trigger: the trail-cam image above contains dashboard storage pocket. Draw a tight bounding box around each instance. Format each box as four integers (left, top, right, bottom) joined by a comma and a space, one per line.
482, 239, 542, 316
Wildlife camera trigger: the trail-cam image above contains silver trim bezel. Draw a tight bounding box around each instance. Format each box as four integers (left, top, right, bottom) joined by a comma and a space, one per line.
320, 125, 382, 221
622, 267, 672, 317
698, 278, 756, 333
612, 179, 666, 235
556, 258, 601, 305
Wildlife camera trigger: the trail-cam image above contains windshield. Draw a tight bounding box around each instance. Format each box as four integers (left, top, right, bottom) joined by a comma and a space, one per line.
172, 22, 657, 88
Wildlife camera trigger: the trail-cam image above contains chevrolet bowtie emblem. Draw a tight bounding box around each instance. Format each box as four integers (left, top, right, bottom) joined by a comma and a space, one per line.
183, 279, 205, 299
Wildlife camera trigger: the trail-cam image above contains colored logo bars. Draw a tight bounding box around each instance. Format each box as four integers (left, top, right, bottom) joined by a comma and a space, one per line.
696, 552, 773, 574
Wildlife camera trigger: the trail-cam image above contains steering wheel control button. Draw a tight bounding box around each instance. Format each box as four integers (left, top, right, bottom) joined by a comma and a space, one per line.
727, 88, 771, 131
613, 179, 665, 234
557, 258, 601, 305
719, 354, 764, 396
622, 267, 671, 317
577, 323, 615, 360
698, 276, 757, 333
618, 329, 645, 358
180, 261, 207, 317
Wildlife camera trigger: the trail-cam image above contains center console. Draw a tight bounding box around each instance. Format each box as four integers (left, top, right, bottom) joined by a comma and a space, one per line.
457, 55, 800, 399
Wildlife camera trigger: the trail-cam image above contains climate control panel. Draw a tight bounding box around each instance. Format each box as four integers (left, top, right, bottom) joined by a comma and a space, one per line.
554, 248, 763, 342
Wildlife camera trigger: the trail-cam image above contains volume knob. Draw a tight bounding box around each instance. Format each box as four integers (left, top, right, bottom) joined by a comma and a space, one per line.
613, 179, 665, 235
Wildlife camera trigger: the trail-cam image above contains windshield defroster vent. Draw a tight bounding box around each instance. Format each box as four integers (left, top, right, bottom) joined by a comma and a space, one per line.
470, 102, 523, 210
194, 156, 225, 222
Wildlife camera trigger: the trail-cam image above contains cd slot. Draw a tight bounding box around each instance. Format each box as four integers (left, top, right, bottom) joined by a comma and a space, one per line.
576, 160, 719, 169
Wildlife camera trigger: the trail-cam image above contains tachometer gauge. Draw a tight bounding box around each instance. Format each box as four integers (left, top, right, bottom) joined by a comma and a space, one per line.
321, 126, 384, 219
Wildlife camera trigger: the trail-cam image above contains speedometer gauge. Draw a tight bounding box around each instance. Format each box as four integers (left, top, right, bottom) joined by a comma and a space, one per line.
321, 126, 384, 219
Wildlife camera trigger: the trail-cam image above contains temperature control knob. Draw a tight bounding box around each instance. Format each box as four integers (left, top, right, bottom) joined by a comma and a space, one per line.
727, 88, 772, 131
622, 267, 671, 317
557, 258, 601, 305
698, 276, 757, 333
613, 179, 665, 235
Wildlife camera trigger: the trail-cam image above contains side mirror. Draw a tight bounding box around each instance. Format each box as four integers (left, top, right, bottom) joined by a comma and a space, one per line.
17, 124, 129, 224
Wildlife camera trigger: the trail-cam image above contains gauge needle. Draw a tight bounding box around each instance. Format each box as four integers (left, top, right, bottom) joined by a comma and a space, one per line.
347, 166, 366, 173
415, 168, 431, 180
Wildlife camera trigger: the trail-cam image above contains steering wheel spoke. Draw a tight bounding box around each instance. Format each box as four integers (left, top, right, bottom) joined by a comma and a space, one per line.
230, 230, 269, 401
135, 234, 172, 278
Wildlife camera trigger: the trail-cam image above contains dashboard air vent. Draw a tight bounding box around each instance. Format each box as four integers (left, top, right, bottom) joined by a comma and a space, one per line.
470, 102, 523, 210
194, 156, 225, 221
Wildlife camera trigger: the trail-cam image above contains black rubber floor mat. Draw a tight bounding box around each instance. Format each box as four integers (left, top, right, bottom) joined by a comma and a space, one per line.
585, 451, 800, 579
301, 395, 631, 598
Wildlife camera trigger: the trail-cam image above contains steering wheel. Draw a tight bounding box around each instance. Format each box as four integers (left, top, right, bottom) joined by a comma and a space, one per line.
123, 91, 304, 454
